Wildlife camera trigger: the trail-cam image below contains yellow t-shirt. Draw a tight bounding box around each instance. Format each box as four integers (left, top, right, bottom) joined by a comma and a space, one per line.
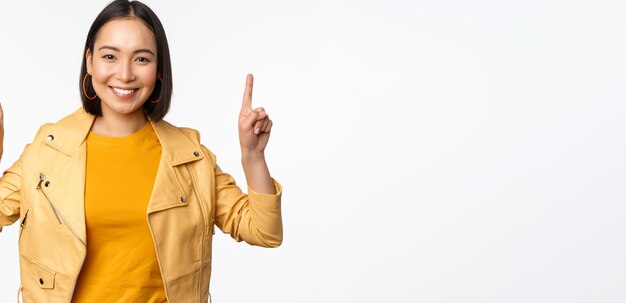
72, 122, 167, 302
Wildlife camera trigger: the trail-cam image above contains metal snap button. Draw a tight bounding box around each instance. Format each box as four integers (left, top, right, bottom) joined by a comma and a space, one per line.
193, 151, 200, 157
47, 135, 54, 141
39, 278, 44, 285
180, 196, 186, 203
44, 181, 50, 187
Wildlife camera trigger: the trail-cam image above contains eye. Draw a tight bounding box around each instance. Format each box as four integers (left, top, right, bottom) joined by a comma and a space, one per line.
102, 54, 115, 60
136, 57, 151, 63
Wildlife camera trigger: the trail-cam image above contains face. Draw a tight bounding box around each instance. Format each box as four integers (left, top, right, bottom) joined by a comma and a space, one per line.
86, 18, 158, 118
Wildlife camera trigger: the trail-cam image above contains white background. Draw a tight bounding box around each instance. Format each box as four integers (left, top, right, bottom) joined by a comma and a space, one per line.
1, 0, 625, 302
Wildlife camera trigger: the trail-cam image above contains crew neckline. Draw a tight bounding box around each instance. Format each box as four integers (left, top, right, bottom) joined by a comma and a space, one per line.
87, 122, 153, 145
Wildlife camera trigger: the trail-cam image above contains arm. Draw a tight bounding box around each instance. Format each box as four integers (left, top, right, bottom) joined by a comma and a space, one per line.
238, 74, 276, 195
207, 73, 283, 247
0, 104, 48, 232
0, 106, 44, 232
0, 158, 23, 233
0, 103, 21, 232
203, 145, 283, 248
241, 152, 275, 195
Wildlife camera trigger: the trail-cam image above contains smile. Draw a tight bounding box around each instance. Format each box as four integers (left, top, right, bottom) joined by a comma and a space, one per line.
110, 86, 138, 98
111, 87, 137, 95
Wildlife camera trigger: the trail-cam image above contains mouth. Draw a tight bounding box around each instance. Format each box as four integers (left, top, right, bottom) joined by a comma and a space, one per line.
109, 86, 138, 98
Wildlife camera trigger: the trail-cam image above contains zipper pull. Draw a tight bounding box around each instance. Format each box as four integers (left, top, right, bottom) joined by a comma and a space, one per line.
20, 209, 30, 228
36, 173, 44, 189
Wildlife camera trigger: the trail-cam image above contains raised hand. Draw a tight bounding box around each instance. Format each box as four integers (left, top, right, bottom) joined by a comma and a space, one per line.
0, 103, 4, 161
238, 74, 272, 154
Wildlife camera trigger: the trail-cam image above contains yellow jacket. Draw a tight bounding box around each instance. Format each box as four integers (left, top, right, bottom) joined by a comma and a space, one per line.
0, 108, 283, 302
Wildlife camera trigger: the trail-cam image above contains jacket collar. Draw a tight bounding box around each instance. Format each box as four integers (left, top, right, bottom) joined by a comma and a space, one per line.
44, 107, 204, 165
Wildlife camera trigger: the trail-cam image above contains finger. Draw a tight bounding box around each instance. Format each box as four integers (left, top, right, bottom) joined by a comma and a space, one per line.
254, 117, 269, 135
253, 107, 266, 119
241, 73, 254, 113
242, 109, 261, 130
260, 116, 270, 132
263, 119, 273, 133
242, 107, 266, 128
254, 117, 267, 135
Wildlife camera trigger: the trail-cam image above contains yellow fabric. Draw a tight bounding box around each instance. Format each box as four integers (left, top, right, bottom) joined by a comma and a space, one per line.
72, 122, 166, 303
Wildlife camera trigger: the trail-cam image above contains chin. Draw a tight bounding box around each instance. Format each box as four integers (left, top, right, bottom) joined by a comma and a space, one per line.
102, 99, 145, 116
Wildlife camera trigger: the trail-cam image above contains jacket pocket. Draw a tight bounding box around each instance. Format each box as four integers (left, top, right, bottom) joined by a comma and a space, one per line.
30, 261, 55, 289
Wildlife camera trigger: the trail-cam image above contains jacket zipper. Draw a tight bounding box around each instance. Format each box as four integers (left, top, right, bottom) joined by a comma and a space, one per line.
36, 173, 85, 245
18, 209, 29, 241
186, 165, 207, 302
36, 174, 62, 225
36, 173, 87, 303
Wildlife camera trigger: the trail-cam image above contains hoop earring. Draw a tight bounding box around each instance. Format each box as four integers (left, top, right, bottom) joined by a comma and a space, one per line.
149, 75, 164, 104
82, 74, 98, 100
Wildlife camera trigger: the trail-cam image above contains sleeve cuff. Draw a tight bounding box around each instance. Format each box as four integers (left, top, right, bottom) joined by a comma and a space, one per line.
248, 178, 282, 204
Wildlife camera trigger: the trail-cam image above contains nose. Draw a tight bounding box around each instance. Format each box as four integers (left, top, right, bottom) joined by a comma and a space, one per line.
116, 60, 135, 83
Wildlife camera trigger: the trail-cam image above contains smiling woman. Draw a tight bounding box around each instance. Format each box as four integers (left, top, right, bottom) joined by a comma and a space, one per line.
80, 1, 172, 134
0, 0, 282, 302
85, 17, 161, 136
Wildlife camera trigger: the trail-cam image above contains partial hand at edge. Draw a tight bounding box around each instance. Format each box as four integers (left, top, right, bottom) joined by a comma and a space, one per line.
0, 103, 4, 160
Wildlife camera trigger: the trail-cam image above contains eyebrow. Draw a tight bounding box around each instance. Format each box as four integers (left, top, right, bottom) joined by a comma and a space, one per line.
98, 45, 155, 56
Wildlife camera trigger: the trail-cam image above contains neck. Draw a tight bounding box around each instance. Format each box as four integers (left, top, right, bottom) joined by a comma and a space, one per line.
91, 107, 148, 137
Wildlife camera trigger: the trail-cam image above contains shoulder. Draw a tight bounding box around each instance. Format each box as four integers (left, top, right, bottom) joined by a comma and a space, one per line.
33, 107, 88, 139
32, 123, 54, 141
177, 126, 202, 144
174, 126, 217, 162
31, 107, 95, 144
175, 125, 218, 159
154, 119, 202, 145
155, 120, 218, 165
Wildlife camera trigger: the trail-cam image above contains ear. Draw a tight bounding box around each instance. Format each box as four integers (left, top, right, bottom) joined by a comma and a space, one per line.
85, 49, 93, 75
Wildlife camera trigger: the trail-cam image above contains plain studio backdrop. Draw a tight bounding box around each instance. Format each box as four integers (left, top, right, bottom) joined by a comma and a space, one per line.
1, 0, 625, 302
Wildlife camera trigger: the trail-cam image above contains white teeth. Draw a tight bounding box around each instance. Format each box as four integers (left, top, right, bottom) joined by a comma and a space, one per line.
112, 87, 136, 95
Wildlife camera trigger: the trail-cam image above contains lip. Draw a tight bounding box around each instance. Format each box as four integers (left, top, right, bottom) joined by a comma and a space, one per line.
109, 86, 138, 99
111, 85, 137, 90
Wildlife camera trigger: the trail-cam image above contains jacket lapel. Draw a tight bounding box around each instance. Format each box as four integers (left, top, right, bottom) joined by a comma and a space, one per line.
147, 119, 204, 214
41, 108, 94, 244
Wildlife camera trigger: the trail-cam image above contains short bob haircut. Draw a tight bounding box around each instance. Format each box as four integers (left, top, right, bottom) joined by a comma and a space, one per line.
79, 0, 172, 122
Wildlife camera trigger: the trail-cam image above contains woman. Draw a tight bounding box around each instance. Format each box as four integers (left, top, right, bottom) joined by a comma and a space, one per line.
0, 0, 283, 302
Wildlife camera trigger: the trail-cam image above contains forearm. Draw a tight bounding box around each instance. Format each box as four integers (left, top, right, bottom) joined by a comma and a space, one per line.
241, 151, 276, 195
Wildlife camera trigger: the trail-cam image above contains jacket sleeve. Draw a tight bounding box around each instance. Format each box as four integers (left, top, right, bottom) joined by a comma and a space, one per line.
0, 154, 24, 233
201, 145, 283, 248
0, 124, 47, 233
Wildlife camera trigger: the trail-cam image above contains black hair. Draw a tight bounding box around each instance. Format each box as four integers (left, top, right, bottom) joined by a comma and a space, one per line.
79, 0, 172, 121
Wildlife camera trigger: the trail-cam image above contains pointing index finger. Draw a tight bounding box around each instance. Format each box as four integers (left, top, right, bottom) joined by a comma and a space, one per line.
242, 73, 253, 112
